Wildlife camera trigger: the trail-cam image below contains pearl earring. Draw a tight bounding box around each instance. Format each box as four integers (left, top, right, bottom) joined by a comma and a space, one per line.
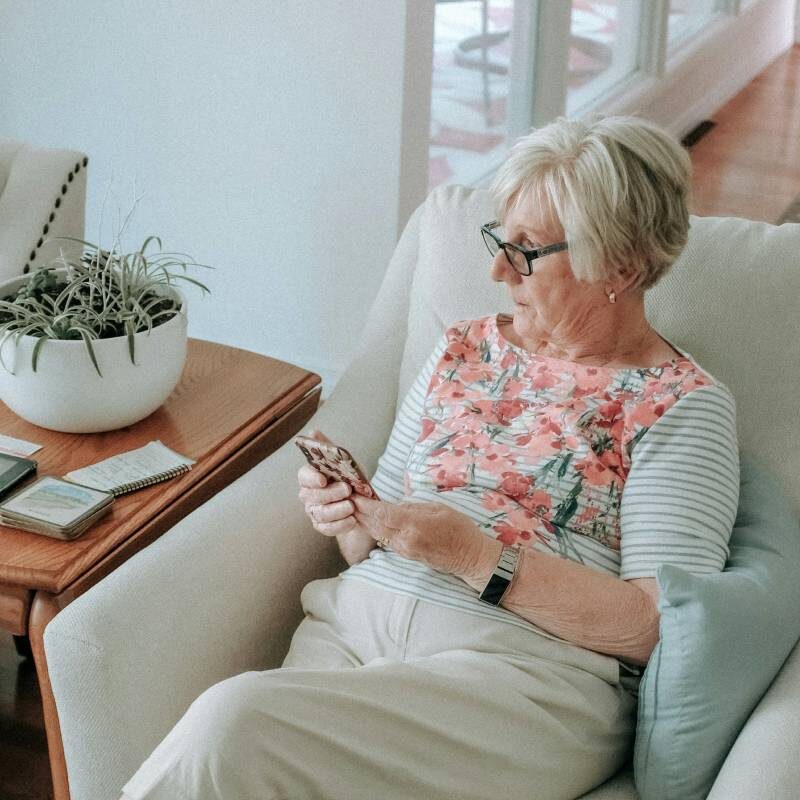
607, 290, 617, 304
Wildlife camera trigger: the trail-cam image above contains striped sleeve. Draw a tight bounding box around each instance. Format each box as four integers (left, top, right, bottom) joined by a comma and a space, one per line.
619, 384, 740, 580
370, 334, 448, 502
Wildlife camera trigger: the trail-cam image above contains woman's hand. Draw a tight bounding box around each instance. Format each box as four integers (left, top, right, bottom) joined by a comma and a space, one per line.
296, 431, 356, 537
351, 495, 497, 582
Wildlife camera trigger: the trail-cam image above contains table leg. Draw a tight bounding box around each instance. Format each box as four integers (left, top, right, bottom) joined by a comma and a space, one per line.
30, 591, 71, 800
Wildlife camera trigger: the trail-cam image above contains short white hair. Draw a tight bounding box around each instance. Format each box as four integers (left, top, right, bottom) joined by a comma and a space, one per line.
490, 114, 692, 290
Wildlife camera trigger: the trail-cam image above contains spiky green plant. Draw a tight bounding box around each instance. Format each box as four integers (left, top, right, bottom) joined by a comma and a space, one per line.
0, 235, 212, 377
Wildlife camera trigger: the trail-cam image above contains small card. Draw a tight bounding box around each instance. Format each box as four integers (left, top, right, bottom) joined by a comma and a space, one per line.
0, 476, 113, 528
0, 433, 43, 457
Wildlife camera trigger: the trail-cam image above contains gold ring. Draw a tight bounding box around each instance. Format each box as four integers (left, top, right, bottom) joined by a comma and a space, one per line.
376, 537, 391, 549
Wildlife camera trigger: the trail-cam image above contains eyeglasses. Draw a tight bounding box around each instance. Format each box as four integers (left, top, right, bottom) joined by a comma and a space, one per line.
480, 220, 568, 276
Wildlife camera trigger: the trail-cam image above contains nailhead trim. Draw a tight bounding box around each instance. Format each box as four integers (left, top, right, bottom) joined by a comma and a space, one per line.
24, 156, 88, 275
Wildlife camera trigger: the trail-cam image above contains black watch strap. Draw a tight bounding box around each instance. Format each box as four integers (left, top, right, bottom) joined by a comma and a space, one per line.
478, 545, 520, 606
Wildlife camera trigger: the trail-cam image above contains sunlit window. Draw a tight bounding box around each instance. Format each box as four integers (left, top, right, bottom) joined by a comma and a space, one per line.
566, 1, 642, 114
667, 0, 719, 50
429, 0, 513, 189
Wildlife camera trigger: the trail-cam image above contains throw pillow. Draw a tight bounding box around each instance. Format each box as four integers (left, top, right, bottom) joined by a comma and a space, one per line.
634, 455, 800, 800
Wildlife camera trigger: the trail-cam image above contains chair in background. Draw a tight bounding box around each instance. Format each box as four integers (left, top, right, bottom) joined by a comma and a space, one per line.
0, 139, 88, 656
0, 139, 87, 283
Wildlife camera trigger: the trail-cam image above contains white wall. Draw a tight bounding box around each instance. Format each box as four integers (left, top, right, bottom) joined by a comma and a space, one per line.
0, 1, 409, 392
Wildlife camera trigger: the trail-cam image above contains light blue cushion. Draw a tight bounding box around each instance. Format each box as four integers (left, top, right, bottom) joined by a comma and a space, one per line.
634, 455, 800, 800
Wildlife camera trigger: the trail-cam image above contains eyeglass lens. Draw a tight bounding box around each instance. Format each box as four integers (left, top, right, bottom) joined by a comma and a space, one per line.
482, 227, 528, 274
481, 228, 499, 256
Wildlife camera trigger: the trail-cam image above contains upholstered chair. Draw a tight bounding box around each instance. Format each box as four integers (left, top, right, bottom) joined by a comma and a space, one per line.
0, 139, 87, 282
43, 186, 800, 800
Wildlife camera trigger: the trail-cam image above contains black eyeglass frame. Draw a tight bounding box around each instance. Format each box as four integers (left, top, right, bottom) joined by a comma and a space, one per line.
480, 220, 568, 276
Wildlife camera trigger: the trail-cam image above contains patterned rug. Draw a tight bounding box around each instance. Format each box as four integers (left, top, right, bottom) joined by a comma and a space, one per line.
776, 194, 800, 224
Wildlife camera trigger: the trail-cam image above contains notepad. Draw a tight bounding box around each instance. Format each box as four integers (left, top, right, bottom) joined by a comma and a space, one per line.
63, 440, 196, 496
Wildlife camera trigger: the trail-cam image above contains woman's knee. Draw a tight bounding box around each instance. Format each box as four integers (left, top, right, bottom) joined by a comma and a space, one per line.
192, 671, 263, 718
175, 671, 325, 796
176, 671, 268, 757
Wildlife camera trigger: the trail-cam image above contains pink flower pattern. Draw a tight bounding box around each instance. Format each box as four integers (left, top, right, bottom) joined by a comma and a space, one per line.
407, 316, 712, 562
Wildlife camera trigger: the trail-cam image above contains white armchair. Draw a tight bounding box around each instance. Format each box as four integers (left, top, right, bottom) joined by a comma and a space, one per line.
43, 186, 800, 800
0, 138, 87, 282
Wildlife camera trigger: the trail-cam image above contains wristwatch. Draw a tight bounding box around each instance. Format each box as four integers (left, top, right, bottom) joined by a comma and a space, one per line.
478, 544, 521, 606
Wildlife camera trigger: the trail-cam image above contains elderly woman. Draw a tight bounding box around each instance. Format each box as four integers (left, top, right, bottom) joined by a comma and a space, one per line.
121, 115, 739, 800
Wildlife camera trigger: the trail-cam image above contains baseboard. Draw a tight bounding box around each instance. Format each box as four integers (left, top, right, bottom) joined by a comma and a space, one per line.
666, 49, 781, 140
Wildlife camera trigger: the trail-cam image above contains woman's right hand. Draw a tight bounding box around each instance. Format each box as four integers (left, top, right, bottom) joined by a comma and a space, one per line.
297, 430, 357, 537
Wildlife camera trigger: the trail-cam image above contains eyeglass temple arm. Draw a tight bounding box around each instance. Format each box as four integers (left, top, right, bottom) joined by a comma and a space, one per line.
535, 241, 569, 257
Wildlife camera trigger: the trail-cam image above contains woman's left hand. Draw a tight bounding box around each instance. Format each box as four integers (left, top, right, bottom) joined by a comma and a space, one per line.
351, 495, 496, 582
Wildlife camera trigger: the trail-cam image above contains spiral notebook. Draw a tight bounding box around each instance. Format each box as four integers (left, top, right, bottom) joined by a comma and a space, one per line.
63, 440, 196, 497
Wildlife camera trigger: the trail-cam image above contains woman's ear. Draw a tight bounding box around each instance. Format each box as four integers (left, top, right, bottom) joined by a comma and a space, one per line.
610, 268, 642, 297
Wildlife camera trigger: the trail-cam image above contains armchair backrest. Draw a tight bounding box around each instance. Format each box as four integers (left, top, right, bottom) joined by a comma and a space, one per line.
0, 138, 87, 282
361, 185, 800, 513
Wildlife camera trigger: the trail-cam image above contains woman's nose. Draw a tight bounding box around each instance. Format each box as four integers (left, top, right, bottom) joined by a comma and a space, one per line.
490, 251, 518, 283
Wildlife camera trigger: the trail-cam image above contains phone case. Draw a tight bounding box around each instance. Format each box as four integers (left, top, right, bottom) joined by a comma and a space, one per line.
294, 436, 379, 499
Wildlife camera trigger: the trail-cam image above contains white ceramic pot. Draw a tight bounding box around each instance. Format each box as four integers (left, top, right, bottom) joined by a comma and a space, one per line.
0, 271, 188, 433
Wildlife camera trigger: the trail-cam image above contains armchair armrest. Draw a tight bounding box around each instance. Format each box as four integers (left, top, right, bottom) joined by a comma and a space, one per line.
45, 375, 411, 799
43, 196, 425, 800
708, 639, 800, 799
44, 439, 342, 799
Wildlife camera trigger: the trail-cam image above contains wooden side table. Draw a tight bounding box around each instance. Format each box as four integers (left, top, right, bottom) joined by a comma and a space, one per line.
0, 338, 321, 800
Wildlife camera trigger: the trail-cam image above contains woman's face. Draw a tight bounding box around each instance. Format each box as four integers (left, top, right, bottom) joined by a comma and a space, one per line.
490, 201, 607, 350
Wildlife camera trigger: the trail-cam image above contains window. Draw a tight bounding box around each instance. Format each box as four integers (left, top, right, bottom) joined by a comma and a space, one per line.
566, 1, 642, 114
428, 0, 513, 189
414, 0, 780, 201
667, 0, 719, 50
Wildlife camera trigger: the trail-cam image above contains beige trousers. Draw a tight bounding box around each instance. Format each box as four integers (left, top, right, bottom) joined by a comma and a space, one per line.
122, 576, 635, 800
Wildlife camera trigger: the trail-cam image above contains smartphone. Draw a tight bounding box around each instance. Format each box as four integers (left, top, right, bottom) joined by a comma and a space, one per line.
0, 452, 38, 500
294, 435, 379, 499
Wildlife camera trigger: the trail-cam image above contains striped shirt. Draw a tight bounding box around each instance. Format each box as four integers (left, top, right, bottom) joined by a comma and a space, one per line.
342, 315, 739, 672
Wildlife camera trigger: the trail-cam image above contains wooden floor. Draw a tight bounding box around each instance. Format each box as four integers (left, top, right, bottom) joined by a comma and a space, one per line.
2, 43, 800, 800
0, 638, 50, 800
690, 45, 800, 221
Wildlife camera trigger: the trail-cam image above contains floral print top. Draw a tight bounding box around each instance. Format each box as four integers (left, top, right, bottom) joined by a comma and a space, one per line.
343, 313, 739, 677
345, 315, 738, 623
402, 314, 716, 566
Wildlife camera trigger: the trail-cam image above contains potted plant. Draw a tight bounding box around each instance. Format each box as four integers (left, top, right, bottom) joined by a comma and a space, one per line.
0, 232, 211, 433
